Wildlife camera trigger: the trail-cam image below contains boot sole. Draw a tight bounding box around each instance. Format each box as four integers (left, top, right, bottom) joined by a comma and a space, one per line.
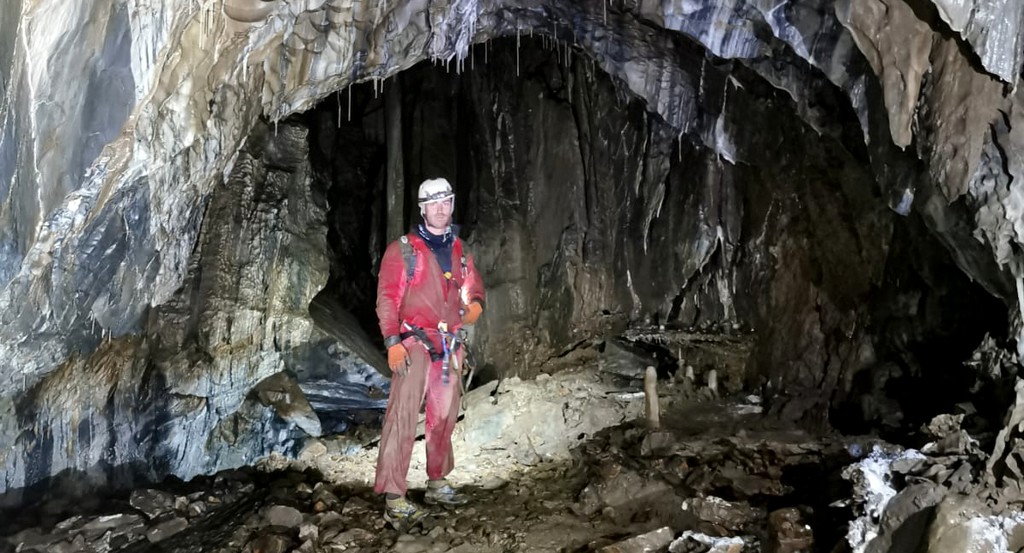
384, 511, 428, 532
423, 496, 468, 508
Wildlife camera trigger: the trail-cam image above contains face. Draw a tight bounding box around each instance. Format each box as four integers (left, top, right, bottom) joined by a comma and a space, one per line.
422, 197, 453, 230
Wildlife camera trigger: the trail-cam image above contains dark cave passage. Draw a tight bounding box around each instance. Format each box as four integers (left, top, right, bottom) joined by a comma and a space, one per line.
0, 34, 1010, 540
294, 36, 1009, 440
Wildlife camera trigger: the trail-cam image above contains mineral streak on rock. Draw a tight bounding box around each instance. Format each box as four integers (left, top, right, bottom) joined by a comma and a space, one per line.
1, 0, 1023, 501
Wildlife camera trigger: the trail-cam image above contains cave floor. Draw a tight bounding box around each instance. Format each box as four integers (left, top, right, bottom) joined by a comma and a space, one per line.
2, 365, 869, 553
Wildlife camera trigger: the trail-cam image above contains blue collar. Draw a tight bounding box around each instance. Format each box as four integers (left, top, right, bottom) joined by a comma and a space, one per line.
416, 224, 459, 247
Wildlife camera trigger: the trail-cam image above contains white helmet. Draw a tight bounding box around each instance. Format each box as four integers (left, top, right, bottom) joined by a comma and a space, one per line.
417, 178, 454, 206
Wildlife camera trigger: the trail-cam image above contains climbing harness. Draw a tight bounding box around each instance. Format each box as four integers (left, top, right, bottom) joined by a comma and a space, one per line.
458, 329, 478, 410
394, 232, 473, 387
439, 321, 454, 386
399, 235, 416, 282
399, 321, 461, 387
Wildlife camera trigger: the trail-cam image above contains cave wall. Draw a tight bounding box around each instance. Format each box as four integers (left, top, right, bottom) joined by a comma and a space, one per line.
379, 39, 996, 429
3, 0, 1016, 393
0, 118, 386, 502
1, 0, 1024, 495
439, 40, 895, 421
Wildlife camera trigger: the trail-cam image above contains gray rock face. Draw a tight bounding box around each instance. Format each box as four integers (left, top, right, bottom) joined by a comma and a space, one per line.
927, 0, 1024, 83
597, 527, 674, 553
145, 516, 187, 543
835, 0, 931, 148
0, 115, 383, 500
1, 0, 1024, 499
255, 372, 323, 438
265, 505, 303, 528
0, 1, 135, 289
129, 489, 175, 520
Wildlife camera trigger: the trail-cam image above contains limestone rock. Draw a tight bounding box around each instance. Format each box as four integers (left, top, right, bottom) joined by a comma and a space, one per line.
577, 465, 675, 518
986, 379, 1024, 486
298, 521, 318, 542
187, 500, 208, 518
265, 505, 303, 528
598, 526, 674, 553
129, 488, 176, 519
640, 431, 677, 458
247, 532, 293, 553
926, 0, 1024, 82
299, 439, 328, 461
599, 339, 658, 380
255, 371, 323, 437
5, 528, 59, 552
768, 508, 813, 553
310, 483, 342, 512
145, 516, 188, 543
685, 496, 763, 534
924, 494, 1005, 553
2, 0, 1024, 501
669, 532, 745, 553
79, 513, 144, 538
863, 483, 945, 553
341, 496, 373, 516
835, 0, 932, 147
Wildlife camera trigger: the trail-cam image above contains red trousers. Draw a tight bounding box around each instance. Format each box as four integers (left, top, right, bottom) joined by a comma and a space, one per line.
374, 340, 461, 495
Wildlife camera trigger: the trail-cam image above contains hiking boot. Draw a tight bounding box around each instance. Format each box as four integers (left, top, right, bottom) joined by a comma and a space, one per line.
384, 496, 428, 532
423, 480, 469, 507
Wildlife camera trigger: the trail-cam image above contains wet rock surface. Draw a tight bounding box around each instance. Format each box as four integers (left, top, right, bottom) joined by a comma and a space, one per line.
4, 5, 1024, 552
2, 363, 862, 553
0, 0, 1020, 500
5, 345, 1024, 553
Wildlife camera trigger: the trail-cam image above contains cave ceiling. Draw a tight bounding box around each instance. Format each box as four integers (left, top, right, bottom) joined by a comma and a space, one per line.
0, 0, 1019, 383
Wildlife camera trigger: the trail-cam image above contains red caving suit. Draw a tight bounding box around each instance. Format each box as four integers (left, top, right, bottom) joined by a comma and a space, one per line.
373, 231, 485, 496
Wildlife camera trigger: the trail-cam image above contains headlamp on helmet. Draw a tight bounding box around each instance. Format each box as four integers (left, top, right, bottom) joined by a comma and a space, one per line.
417, 178, 454, 207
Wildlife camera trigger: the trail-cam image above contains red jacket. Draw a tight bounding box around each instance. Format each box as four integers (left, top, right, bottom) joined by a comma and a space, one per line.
376, 232, 485, 351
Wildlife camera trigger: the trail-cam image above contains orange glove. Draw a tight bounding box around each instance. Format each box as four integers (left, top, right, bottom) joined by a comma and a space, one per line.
388, 344, 409, 375
462, 301, 483, 325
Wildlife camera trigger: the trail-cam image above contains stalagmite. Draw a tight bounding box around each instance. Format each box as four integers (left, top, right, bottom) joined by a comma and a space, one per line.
707, 369, 718, 397
644, 366, 660, 429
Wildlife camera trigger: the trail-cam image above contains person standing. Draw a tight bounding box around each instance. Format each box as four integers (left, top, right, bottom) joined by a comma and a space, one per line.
373, 177, 486, 529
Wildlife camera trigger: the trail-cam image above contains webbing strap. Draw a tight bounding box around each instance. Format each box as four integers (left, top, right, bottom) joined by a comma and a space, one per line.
400, 322, 460, 385
399, 235, 416, 283
400, 234, 467, 284
441, 332, 453, 386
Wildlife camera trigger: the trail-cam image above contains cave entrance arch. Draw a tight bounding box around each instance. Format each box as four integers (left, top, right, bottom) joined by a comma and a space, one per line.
298, 34, 1006, 439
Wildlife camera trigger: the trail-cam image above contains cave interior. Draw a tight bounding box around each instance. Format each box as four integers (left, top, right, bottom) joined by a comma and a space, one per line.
4, 1, 1024, 551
